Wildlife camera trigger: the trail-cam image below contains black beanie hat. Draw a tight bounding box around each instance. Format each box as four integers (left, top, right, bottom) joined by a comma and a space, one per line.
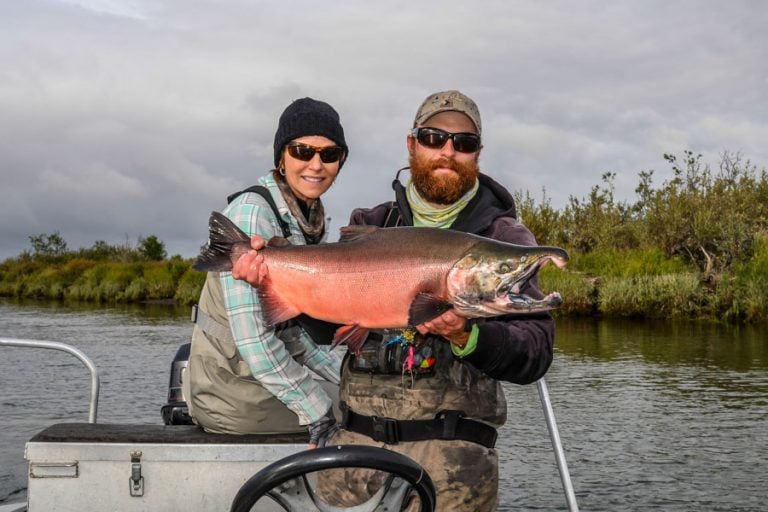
273, 97, 348, 168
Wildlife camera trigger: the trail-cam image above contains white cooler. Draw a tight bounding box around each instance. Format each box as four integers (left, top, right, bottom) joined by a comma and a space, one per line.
24, 423, 307, 511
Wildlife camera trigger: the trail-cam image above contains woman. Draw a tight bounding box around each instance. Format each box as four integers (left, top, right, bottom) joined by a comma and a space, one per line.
187, 98, 346, 446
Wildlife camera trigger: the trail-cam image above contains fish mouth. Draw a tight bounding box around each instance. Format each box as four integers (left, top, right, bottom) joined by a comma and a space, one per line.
506, 254, 555, 295
506, 291, 563, 312
500, 254, 566, 313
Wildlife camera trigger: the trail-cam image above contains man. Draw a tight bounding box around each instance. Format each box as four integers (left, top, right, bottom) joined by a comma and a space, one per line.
233, 90, 555, 511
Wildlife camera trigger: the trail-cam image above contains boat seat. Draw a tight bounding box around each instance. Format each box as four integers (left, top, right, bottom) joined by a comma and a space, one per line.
29, 422, 310, 445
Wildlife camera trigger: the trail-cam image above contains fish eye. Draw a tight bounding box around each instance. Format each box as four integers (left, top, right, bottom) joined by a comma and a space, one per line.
498, 262, 512, 274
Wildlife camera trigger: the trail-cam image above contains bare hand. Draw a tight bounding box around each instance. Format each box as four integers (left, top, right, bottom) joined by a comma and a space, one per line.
231, 235, 268, 286
416, 310, 470, 348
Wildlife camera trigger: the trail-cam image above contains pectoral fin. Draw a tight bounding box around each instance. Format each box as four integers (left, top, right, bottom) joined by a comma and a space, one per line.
331, 324, 370, 354
258, 277, 300, 327
408, 293, 454, 326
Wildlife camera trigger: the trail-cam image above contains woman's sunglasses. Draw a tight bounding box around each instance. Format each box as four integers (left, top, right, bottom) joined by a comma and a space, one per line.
411, 127, 481, 153
286, 142, 345, 163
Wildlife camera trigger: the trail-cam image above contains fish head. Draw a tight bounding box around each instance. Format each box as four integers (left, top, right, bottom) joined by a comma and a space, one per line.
447, 241, 569, 317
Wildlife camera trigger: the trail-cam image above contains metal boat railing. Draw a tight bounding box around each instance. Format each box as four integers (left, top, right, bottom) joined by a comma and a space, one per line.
0, 338, 100, 423
537, 378, 579, 511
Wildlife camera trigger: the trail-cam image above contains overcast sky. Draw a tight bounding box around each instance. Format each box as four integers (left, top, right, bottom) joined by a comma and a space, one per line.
1, 0, 766, 261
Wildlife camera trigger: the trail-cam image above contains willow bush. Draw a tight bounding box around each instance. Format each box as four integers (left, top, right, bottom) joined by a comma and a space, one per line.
598, 273, 703, 319
131, 262, 180, 301
539, 266, 595, 316
726, 233, 768, 322
65, 263, 142, 302
174, 268, 206, 305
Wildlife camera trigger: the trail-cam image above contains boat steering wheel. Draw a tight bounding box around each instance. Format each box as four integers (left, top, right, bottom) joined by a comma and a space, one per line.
230, 444, 436, 512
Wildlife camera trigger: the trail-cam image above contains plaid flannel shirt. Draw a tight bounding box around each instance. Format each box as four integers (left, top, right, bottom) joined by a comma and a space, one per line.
220, 173, 341, 425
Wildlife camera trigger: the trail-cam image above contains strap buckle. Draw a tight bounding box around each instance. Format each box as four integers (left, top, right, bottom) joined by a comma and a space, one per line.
436, 410, 463, 439
371, 416, 400, 444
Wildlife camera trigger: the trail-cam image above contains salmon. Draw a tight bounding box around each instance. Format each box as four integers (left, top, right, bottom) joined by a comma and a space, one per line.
194, 211, 569, 351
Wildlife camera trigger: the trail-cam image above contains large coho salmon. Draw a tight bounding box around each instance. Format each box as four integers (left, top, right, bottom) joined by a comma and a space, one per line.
194, 211, 569, 351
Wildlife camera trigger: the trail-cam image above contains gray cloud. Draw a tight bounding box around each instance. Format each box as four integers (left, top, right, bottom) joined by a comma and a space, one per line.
1, 0, 766, 260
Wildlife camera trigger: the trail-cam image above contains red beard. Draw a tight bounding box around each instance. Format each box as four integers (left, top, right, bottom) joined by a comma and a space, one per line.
409, 152, 480, 205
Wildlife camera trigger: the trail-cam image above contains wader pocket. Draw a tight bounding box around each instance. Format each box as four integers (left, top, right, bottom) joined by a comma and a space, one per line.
350, 332, 436, 376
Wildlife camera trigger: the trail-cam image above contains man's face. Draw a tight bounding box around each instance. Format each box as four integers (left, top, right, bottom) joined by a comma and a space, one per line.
408, 111, 481, 205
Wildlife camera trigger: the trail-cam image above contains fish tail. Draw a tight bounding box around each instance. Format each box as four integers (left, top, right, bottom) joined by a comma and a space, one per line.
192, 211, 251, 271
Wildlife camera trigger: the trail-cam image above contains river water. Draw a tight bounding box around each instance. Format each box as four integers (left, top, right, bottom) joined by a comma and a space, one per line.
1, 299, 766, 511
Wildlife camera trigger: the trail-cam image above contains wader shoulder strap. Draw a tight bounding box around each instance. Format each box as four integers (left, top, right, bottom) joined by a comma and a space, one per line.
226, 185, 292, 238
222, 185, 339, 345
191, 304, 234, 343
383, 202, 402, 227
390, 167, 413, 226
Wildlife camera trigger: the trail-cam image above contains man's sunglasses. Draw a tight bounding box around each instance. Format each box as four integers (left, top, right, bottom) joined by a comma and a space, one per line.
411, 127, 481, 153
286, 142, 345, 163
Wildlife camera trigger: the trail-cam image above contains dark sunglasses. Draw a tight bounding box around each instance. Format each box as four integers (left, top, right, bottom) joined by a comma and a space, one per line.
412, 127, 481, 153
286, 142, 345, 163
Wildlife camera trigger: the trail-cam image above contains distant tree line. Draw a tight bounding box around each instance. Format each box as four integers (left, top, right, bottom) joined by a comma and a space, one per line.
0, 233, 204, 305
25, 233, 168, 262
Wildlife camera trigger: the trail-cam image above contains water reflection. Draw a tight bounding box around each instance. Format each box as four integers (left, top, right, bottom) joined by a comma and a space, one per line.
555, 316, 768, 371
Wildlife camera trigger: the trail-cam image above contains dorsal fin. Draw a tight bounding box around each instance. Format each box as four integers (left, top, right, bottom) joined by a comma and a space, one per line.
338, 225, 379, 243
267, 236, 293, 248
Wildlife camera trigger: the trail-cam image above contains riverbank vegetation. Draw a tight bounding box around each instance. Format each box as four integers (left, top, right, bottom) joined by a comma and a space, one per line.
1, 150, 766, 323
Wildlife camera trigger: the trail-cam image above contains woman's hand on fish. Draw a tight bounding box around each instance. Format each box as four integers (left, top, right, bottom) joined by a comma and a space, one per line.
231, 235, 268, 286
416, 310, 471, 348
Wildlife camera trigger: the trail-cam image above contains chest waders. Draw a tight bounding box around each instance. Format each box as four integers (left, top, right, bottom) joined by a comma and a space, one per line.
187, 185, 338, 435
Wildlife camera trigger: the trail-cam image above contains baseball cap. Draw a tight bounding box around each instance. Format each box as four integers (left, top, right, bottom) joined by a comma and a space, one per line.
412, 90, 482, 135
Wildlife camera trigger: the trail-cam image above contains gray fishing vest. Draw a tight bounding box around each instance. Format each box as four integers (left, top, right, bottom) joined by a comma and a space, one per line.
187, 272, 306, 434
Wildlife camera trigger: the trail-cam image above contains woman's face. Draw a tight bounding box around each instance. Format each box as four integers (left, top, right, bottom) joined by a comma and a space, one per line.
281, 135, 343, 202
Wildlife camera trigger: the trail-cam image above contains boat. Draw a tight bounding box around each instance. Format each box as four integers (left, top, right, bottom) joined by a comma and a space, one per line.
0, 338, 437, 511
0, 336, 578, 511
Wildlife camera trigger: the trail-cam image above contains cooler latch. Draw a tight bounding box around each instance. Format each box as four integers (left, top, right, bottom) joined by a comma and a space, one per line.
129, 451, 144, 497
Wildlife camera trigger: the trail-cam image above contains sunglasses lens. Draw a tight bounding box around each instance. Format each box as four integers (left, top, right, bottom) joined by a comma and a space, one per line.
319, 147, 344, 163
287, 144, 315, 161
453, 134, 481, 153
287, 143, 343, 163
415, 128, 480, 153
417, 129, 449, 149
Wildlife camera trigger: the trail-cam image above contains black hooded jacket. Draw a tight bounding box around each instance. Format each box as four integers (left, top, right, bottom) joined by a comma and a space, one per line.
348, 171, 554, 385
